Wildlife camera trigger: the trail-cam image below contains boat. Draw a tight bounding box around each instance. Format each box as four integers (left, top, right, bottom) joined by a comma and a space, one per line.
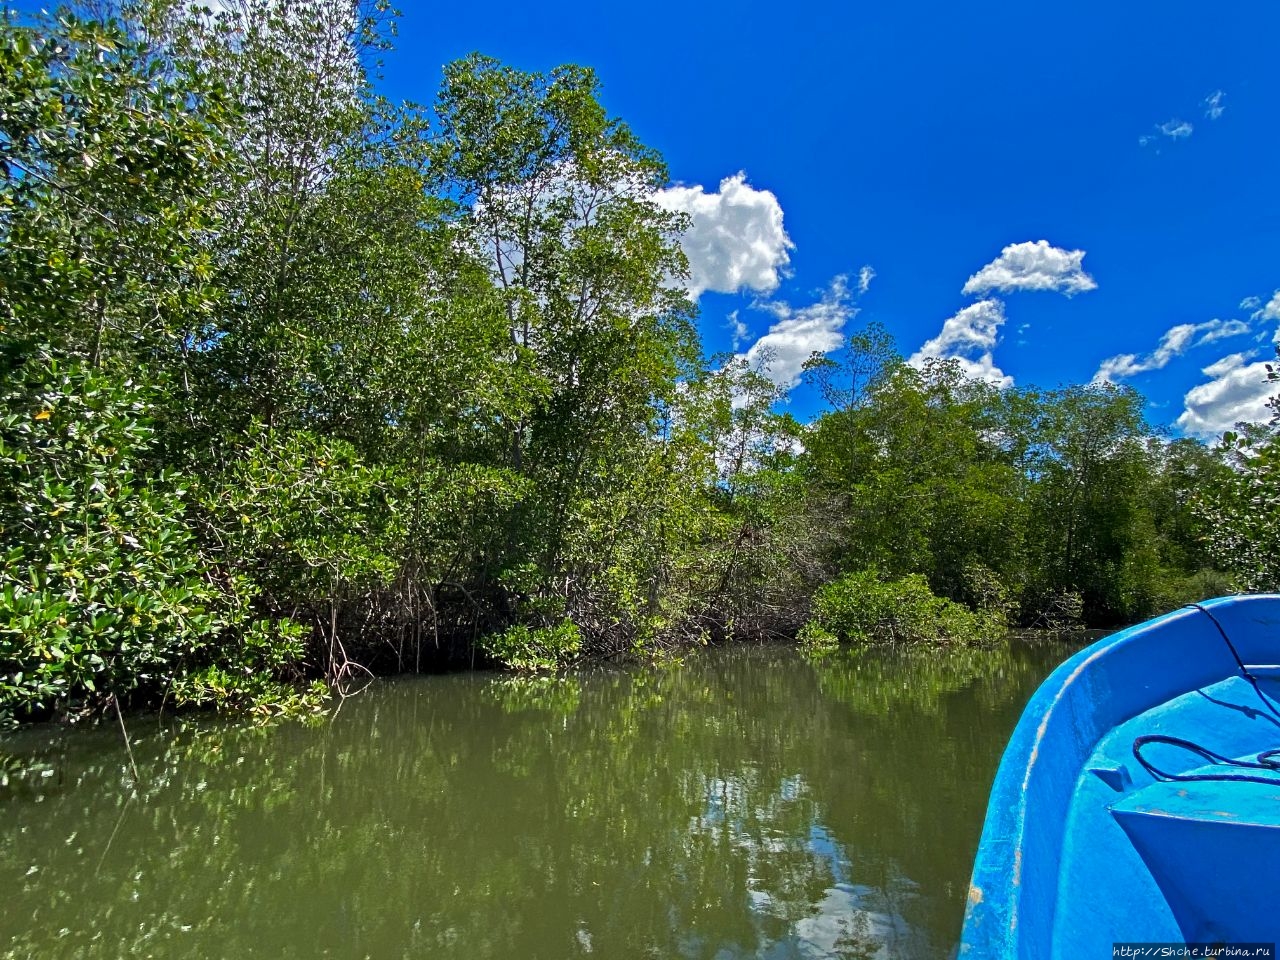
960, 594, 1280, 957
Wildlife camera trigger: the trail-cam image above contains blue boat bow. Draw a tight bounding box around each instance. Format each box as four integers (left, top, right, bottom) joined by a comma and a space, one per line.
960, 594, 1280, 957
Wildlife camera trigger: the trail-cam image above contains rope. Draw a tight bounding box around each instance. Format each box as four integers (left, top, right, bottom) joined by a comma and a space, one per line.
1189, 602, 1251, 676
1188, 601, 1280, 722
1127, 605, 1280, 786
1132, 734, 1280, 787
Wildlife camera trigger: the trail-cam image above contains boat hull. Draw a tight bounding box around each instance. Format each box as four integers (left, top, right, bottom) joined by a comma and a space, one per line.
960, 595, 1280, 958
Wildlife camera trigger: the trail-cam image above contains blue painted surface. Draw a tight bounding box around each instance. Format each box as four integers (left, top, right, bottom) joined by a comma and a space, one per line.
1113, 776, 1280, 942
959, 595, 1280, 958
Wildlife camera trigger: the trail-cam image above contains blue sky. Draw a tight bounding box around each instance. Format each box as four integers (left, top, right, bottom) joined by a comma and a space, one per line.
375, 0, 1280, 435
20, 0, 1276, 433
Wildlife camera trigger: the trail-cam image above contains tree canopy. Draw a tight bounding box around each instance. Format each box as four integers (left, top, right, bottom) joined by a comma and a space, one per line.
0, 2, 1272, 727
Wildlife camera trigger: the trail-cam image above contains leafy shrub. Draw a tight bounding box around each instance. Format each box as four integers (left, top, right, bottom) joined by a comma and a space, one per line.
479, 620, 582, 672
798, 569, 1005, 649
199, 425, 400, 607
0, 346, 321, 727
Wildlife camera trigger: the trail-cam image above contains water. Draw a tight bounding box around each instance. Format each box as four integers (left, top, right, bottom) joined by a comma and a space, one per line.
0, 638, 1086, 959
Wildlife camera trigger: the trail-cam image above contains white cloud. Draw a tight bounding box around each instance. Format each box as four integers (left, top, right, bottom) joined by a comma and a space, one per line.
1198, 318, 1253, 344
1092, 318, 1251, 384
740, 275, 856, 391
1204, 90, 1226, 120
1177, 352, 1276, 437
1159, 119, 1194, 139
1140, 119, 1195, 148
962, 240, 1097, 298
908, 298, 1013, 389
1241, 295, 1263, 312
726, 310, 749, 351
655, 173, 793, 299
1251, 290, 1280, 323
857, 265, 876, 295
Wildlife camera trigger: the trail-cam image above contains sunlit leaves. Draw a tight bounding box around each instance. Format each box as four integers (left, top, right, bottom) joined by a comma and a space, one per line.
0, 11, 230, 367
0, 345, 319, 726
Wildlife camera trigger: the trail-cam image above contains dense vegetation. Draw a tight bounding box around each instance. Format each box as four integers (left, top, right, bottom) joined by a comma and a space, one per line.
2, 1, 1276, 727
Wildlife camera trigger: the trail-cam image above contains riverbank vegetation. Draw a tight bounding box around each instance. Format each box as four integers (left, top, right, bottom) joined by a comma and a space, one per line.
2, 2, 1277, 727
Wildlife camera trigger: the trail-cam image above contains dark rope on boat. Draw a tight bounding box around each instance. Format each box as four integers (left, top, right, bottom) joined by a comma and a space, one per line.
1127, 605, 1280, 786
1188, 602, 1280, 723
1132, 734, 1280, 787
1190, 602, 1250, 675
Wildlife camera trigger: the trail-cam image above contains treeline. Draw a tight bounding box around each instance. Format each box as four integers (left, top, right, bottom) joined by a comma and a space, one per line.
1, 2, 1277, 726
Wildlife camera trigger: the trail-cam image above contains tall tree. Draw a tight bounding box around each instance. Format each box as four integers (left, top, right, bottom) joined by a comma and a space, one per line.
1019, 383, 1160, 622
429, 54, 703, 651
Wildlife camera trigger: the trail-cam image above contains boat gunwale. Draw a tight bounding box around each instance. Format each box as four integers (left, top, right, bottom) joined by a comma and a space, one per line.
959, 594, 1280, 958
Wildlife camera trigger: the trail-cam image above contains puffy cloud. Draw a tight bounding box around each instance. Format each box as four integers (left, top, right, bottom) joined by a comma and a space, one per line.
740, 276, 856, 390
908, 298, 1012, 389
857, 265, 876, 295
1241, 295, 1263, 312
1092, 318, 1251, 383
961, 241, 1097, 297
1251, 290, 1280, 323
1204, 90, 1226, 120
655, 173, 793, 299
1176, 352, 1276, 437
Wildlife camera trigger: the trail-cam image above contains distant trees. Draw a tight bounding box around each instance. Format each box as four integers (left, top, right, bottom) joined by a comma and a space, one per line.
796, 338, 1246, 637
1196, 347, 1280, 592
0, 2, 1267, 727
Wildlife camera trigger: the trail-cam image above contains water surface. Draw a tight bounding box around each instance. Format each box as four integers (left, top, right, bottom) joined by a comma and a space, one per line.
1, 639, 1085, 959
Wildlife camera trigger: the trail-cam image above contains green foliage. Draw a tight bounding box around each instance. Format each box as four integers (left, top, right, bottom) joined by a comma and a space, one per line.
1196, 356, 1280, 592
805, 356, 1027, 599
0, 344, 321, 726
1204, 448, 1280, 592
480, 620, 582, 672
0, 1, 1266, 728
800, 349, 1231, 629
799, 570, 1006, 648
0, 11, 229, 367
200, 427, 399, 606
1016, 382, 1161, 622
426, 51, 704, 655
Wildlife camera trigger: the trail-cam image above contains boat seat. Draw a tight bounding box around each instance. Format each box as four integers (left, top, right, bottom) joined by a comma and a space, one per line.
1242, 663, 1280, 677
1110, 770, 1280, 941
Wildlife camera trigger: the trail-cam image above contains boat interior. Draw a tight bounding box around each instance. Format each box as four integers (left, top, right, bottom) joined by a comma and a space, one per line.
1065, 672, 1280, 951
961, 597, 1280, 958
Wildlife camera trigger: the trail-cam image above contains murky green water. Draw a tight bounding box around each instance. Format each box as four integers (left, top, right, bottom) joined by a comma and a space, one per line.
1, 639, 1086, 960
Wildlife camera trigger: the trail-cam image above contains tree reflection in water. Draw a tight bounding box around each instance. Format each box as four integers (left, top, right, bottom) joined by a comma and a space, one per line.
0, 639, 1081, 959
